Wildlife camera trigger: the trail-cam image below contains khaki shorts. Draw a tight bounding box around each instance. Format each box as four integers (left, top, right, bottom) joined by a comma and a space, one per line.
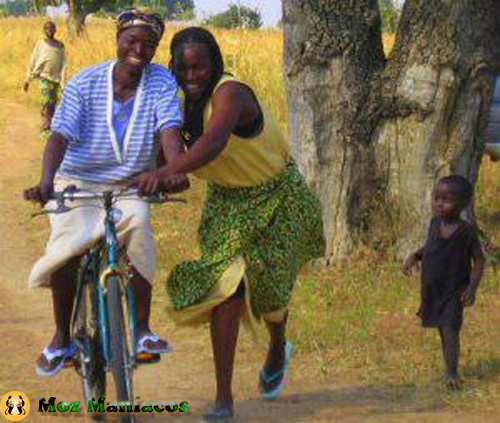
28, 175, 155, 288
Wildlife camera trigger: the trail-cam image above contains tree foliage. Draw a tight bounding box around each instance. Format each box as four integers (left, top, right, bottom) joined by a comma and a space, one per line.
31, 0, 195, 36
204, 4, 263, 29
134, 0, 195, 20
32, 0, 58, 13
0, 0, 31, 16
163, 0, 195, 20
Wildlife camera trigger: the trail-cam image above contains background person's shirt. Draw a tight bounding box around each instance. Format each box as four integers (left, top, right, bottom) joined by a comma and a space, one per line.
51, 61, 182, 184
26, 39, 66, 84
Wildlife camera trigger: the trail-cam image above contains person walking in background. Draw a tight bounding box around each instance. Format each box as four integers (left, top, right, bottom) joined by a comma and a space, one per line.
24, 21, 66, 140
403, 175, 485, 390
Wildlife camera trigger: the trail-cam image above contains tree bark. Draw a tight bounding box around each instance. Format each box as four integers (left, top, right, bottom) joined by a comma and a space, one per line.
66, 9, 86, 37
67, 0, 107, 37
283, 0, 500, 263
375, 0, 500, 254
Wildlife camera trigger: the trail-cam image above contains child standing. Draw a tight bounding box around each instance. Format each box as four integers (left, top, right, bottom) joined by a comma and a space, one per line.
24, 21, 66, 139
403, 175, 485, 389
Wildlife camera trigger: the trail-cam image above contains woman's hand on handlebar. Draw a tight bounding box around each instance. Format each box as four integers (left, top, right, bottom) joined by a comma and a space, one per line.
162, 173, 190, 194
127, 170, 189, 196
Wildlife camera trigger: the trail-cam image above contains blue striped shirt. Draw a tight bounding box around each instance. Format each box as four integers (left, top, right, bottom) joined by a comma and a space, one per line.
52, 61, 182, 184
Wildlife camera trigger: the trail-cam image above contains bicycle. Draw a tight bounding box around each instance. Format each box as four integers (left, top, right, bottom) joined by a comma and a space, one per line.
37, 186, 185, 421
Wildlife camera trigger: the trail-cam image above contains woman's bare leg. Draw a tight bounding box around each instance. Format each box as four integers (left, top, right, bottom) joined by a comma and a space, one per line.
210, 284, 244, 411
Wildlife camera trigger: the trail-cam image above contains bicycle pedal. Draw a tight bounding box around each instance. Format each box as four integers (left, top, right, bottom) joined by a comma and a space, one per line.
135, 352, 161, 364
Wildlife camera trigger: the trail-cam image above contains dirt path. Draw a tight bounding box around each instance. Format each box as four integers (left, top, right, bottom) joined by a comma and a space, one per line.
0, 92, 499, 423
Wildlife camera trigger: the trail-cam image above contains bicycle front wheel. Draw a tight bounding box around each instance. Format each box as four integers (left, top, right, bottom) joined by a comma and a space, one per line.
72, 262, 106, 402
106, 275, 134, 405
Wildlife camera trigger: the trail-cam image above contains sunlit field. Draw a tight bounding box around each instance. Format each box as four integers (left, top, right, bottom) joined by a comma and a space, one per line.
1, 17, 287, 131
1, 16, 499, 414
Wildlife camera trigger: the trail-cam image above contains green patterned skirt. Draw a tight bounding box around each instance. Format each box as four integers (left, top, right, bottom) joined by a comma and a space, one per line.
37, 78, 60, 107
166, 160, 325, 319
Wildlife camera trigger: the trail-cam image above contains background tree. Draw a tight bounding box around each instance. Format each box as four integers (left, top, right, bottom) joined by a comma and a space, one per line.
163, 0, 195, 20
32, 0, 195, 36
32, 0, 58, 13
66, 0, 114, 36
283, 0, 500, 264
204, 3, 262, 29
33, 0, 132, 36
0, 0, 31, 16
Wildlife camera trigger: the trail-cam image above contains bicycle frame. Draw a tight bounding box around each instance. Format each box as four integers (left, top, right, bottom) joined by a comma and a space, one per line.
69, 190, 140, 406
95, 191, 137, 367
44, 187, 185, 409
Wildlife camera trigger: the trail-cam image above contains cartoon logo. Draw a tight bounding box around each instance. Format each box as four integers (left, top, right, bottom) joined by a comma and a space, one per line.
1, 392, 30, 421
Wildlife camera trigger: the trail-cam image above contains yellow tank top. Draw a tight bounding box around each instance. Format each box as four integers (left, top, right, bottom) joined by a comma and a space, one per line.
191, 76, 289, 187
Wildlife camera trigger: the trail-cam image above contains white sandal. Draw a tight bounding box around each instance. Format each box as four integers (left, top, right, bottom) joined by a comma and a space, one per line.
36, 345, 76, 377
135, 333, 171, 354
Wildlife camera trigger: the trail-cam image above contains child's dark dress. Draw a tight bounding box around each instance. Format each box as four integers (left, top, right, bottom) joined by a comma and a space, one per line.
418, 217, 482, 329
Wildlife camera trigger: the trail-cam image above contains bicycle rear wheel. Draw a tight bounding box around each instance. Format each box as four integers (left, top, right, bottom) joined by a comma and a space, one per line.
72, 257, 106, 403
106, 275, 134, 405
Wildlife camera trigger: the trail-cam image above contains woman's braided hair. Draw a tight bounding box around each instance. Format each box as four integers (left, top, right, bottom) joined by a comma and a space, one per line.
170, 27, 224, 145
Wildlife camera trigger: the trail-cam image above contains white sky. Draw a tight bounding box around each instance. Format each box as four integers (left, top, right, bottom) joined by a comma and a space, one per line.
194, 0, 282, 27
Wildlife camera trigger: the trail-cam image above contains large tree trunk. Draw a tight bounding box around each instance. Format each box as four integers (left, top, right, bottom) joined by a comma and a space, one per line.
66, 8, 86, 37
67, 0, 106, 37
283, 0, 386, 264
284, 0, 500, 263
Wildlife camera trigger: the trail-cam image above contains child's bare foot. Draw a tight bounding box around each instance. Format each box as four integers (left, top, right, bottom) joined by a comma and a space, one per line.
442, 373, 462, 390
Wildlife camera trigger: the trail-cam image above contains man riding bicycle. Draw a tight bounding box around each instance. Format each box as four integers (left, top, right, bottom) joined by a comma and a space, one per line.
24, 10, 188, 376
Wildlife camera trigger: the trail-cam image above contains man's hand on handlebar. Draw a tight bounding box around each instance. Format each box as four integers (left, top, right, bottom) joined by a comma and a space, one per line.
23, 183, 54, 206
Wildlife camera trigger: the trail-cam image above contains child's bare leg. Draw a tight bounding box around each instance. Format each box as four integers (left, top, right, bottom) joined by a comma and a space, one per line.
41, 103, 56, 131
438, 325, 461, 389
37, 256, 79, 367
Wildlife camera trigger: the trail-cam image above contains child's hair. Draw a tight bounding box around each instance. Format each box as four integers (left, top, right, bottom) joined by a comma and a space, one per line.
170, 27, 224, 143
438, 175, 473, 204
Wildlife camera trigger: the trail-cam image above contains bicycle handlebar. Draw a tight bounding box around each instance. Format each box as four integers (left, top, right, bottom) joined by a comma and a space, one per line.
32, 186, 186, 217
51, 186, 186, 203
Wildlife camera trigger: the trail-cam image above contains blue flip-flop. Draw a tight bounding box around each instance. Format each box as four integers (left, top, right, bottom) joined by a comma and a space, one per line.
36, 345, 77, 377
202, 405, 235, 422
259, 341, 293, 399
